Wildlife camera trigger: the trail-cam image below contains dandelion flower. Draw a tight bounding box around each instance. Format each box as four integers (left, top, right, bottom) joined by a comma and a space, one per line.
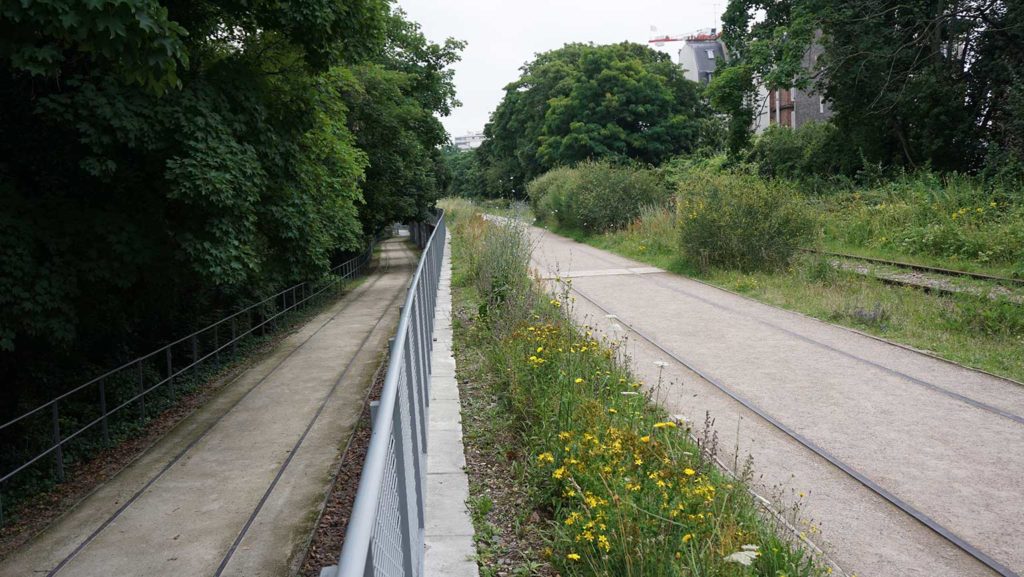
566, 553, 581, 561
575, 377, 584, 384
653, 421, 677, 429
684, 468, 696, 476
682, 533, 693, 543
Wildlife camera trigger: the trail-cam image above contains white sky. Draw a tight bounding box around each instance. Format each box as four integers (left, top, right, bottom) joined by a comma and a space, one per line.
396, 0, 723, 138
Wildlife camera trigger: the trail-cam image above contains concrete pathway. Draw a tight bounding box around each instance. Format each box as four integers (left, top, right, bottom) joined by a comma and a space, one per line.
529, 226, 1024, 577
424, 235, 479, 576
0, 239, 417, 577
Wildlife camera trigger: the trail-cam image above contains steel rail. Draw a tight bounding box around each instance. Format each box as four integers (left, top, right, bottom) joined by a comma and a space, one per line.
562, 280, 1020, 577
42, 241, 409, 576
541, 234, 1024, 423
804, 248, 1024, 286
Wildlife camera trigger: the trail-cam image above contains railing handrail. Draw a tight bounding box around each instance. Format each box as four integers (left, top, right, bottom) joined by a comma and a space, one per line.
334, 212, 445, 576
0, 244, 374, 436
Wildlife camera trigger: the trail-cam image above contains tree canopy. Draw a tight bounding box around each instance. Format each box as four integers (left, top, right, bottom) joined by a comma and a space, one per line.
0, 0, 462, 412
477, 42, 709, 198
711, 0, 1024, 173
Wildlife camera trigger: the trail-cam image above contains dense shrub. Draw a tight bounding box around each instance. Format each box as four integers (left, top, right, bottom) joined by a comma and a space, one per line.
677, 169, 817, 271
528, 161, 670, 233
747, 122, 848, 181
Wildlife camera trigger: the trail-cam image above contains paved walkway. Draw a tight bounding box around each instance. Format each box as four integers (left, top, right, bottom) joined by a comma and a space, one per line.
529, 226, 1024, 577
0, 239, 417, 577
424, 235, 479, 576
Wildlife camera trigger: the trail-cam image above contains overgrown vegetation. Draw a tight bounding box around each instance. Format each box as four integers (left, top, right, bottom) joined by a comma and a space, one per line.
446, 203, 823, 577
675, 167, 816, 271
712, 0, 1024, 175
528, 162, 671, 234
475, 42, 710, 198
0, 0, 461, 514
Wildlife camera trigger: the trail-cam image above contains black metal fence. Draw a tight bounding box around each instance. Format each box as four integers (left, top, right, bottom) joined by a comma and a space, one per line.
0, 240, 378, 525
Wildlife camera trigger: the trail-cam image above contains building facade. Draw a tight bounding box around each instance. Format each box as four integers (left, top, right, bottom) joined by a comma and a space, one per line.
753, 42, 832, 132
677, 30, 727, 85
452, 131, 485, 151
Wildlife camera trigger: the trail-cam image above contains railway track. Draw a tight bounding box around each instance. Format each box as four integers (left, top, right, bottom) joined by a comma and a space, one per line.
805, 249, 1024, 286
41, 241, 413, 577
530, 235, 1024, 577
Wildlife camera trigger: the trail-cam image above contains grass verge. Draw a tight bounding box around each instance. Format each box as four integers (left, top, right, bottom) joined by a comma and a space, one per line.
581, 220, 1024, 384
446, 202, 824, 577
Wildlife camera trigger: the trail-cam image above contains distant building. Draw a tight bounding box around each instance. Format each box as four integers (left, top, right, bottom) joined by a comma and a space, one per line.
753, 42, 832, 132
677, 30, 727, 85
452, 131, 485, 151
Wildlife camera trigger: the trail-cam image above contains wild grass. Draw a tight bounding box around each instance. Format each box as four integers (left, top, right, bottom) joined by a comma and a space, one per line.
590, 217, 1024, 383
448, 205, 825, 577
818, 174, 1024, 277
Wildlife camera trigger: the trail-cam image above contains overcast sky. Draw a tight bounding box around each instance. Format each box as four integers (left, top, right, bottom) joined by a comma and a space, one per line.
396, 0, 723, 138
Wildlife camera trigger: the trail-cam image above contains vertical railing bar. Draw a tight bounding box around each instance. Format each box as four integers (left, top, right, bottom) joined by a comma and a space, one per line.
166, 347, 174, 394
192, 335, 199, 377
99, 378, 109, 445
137, 362, 146, 421
51, 402, 64, 483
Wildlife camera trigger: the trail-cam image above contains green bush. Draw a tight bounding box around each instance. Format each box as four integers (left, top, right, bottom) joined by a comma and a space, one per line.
677, 169, 817, 271
528, 161, 670, 233
747, 122, 847, 181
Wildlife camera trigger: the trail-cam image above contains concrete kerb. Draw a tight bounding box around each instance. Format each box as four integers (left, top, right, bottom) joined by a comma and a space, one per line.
424, 236, 479, 577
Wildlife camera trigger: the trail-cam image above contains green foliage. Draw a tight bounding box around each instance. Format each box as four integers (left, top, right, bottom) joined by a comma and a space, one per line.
747, 122, 846, 180
443, 148, 484, 198
821, 173, 1024, 269
478, 43, 708, 198
719, 0, 1024, 173
677, 168, 816, 271
0, 0, 462, 494
529, 162, 671, 233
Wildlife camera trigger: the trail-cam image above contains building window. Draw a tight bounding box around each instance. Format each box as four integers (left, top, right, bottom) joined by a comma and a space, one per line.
706, 49, 716, 59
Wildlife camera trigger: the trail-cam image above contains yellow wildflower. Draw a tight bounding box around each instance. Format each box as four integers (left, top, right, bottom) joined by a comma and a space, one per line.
552, 467, 566, 480
653, 421, 677, 429
567, 553, 581, 561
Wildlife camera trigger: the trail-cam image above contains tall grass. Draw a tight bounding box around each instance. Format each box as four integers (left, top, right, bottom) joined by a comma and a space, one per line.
528, 161, 670, 234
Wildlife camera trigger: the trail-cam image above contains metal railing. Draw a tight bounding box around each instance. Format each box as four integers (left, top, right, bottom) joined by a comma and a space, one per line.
328, 212, 446, 577
0, 240, 378, 524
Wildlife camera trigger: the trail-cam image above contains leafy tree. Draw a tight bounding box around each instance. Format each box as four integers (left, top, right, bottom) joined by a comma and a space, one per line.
443, 148, 484, 197
0, 0, 461, 431
478, 42, 707, 198
715, 0, 1024, 173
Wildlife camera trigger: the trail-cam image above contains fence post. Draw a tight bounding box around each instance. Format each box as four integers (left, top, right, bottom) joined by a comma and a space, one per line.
137, 362, 146, 421
99, 378, 110, 445
192, 335, 199, 376
166, 347, 174, 393
52, 402, 65, 483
